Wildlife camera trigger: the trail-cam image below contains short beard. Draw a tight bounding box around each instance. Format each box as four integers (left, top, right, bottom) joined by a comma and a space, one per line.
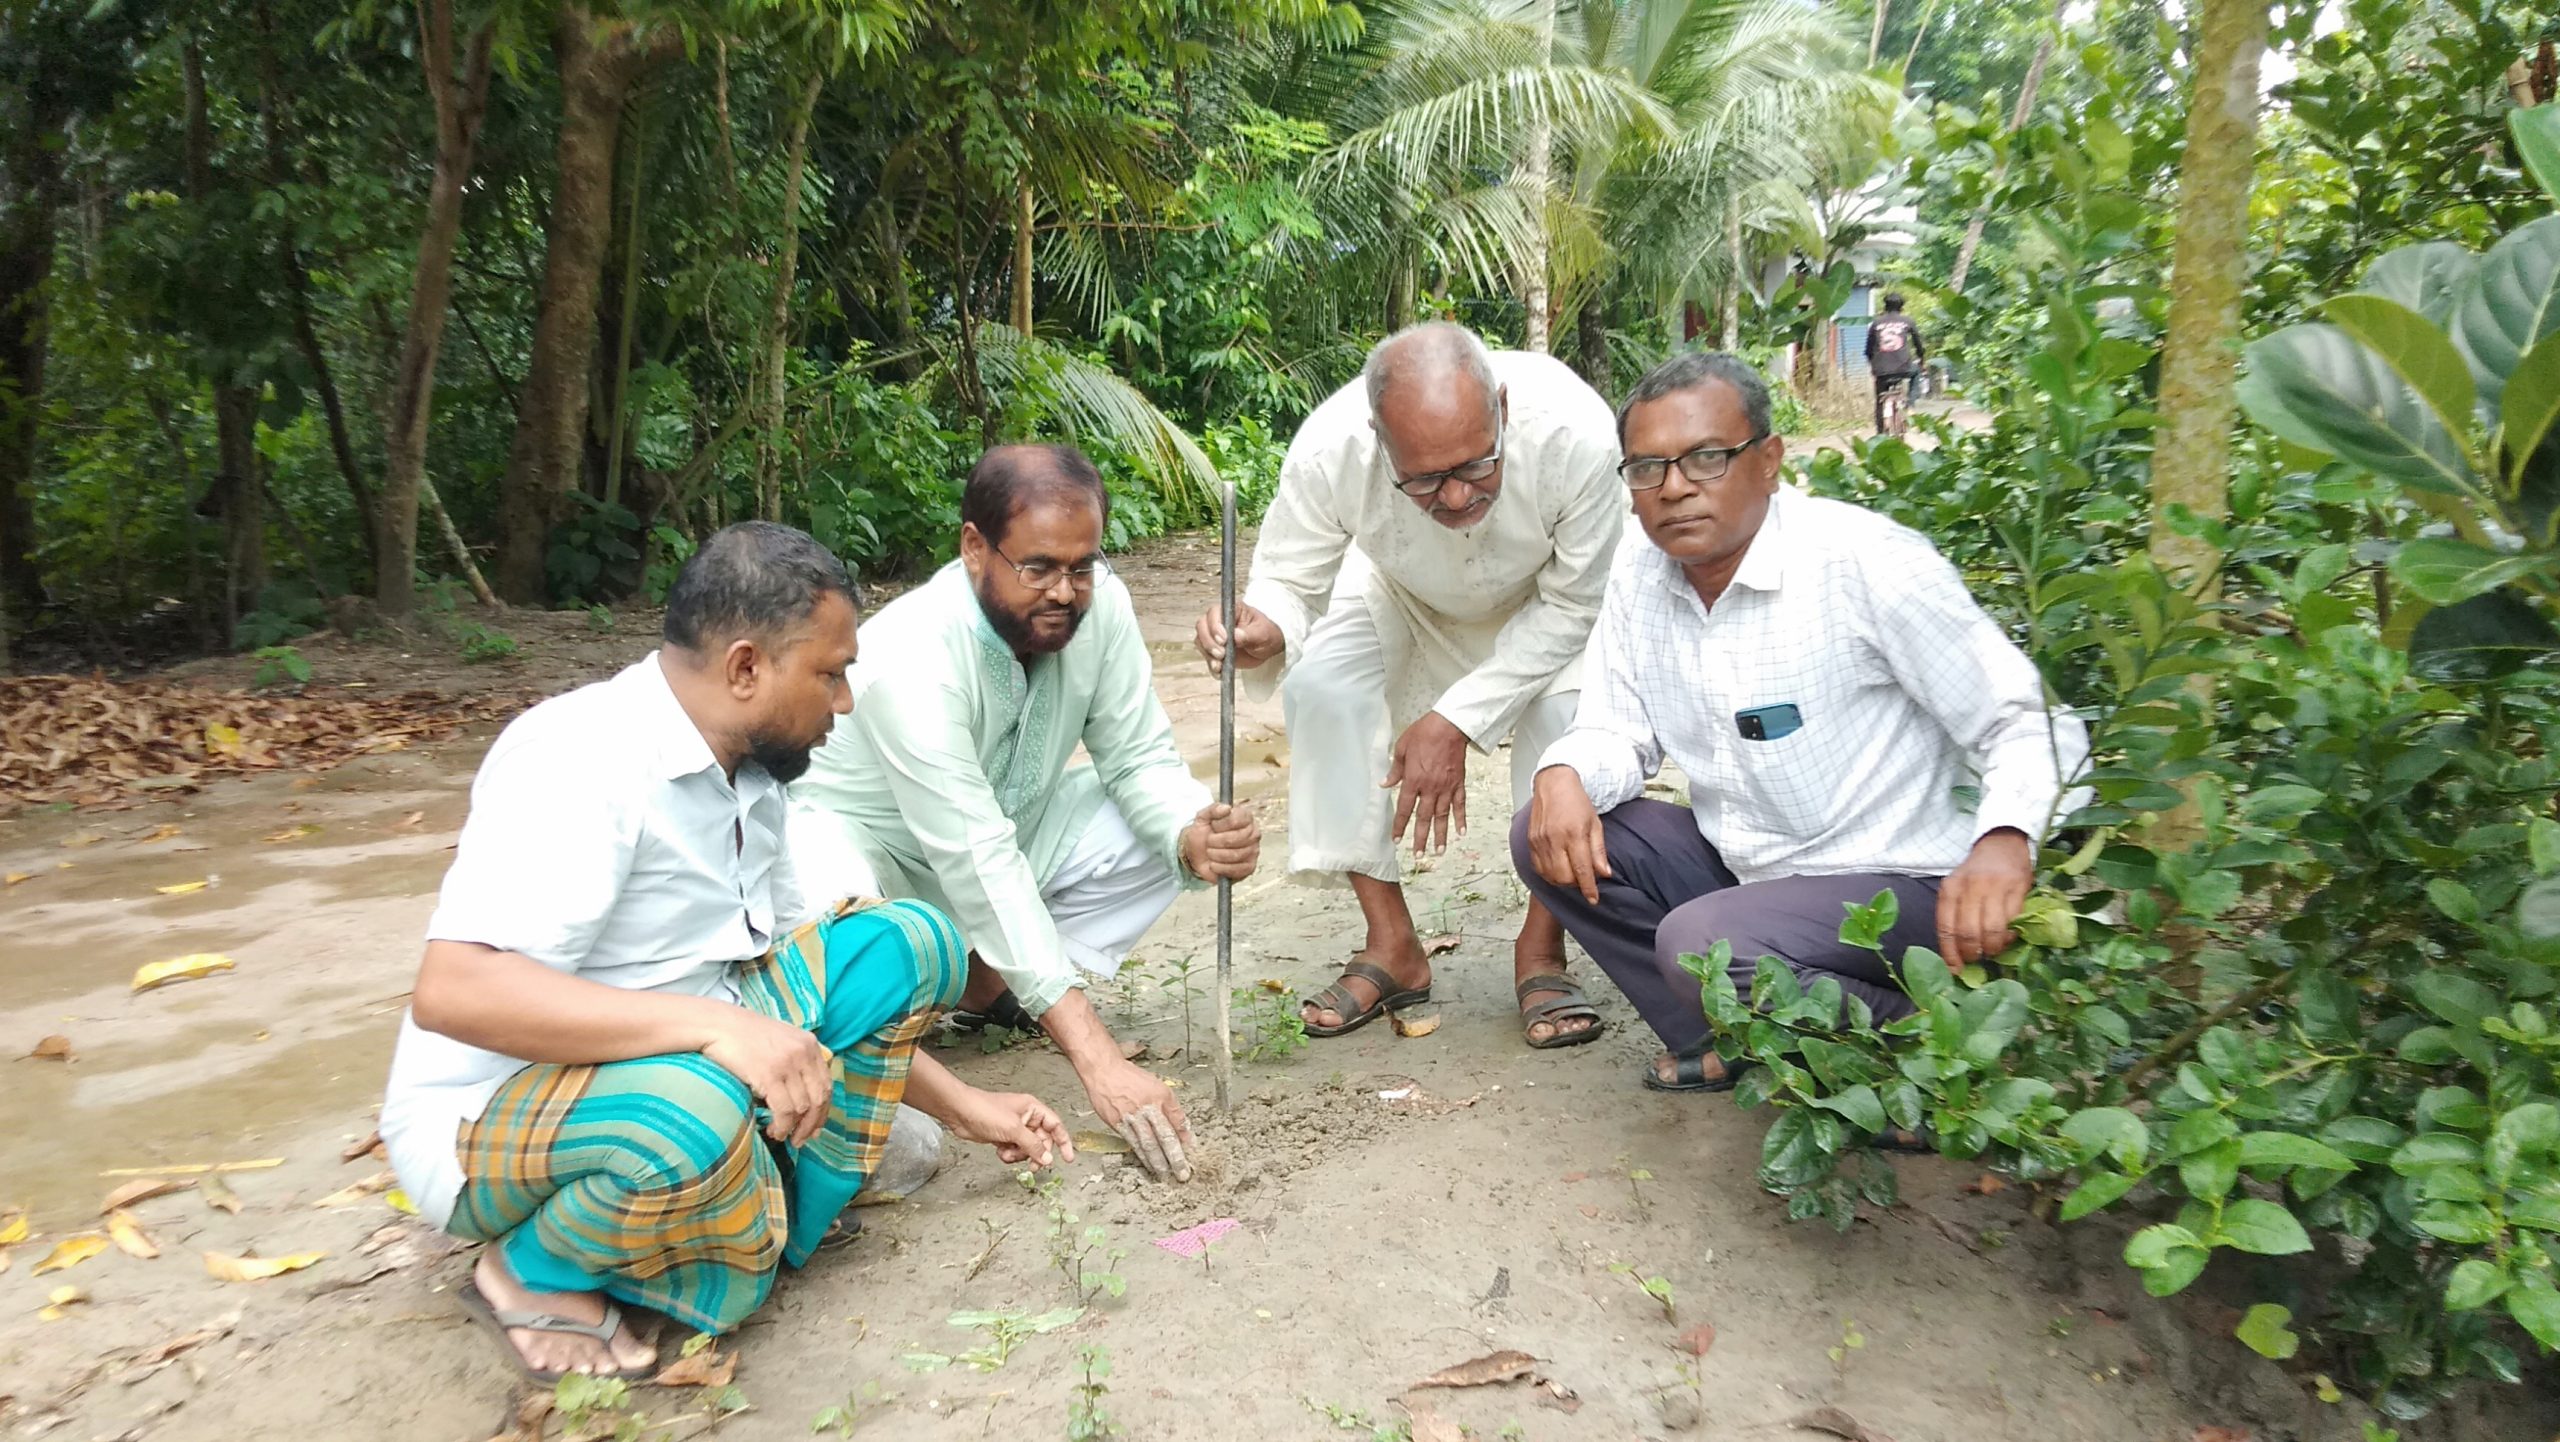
975, 580, 1084, 656
746, 731, 816, 785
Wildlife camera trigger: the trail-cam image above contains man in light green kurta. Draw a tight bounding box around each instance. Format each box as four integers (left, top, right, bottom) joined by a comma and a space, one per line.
791, 444, 1261, 1182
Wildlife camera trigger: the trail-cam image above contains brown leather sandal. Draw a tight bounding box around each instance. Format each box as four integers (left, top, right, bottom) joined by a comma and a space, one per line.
1515, 972, 1605, 1049
1301, 960, 1432, 1039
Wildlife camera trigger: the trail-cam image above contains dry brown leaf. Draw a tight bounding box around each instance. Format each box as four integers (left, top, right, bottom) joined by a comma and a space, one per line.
29, 1034, 73, 1062
395, 810, 425, 829
98, 1157, 281, 1177
201, 1175, 242, 1214
1411, 1350, 1538, 1390
139, 824, 183, 843
37, 1285, 87, 1322
153, 880, 209, 895
1791, 1406, 1899, 1442
101, 1178, 193, 1213
1560, 1171, 1588, 1183
1535, 1377, 1581, 1413
204, 1250, 324, 1282
1116, 1038, 1150, 1061
105, 1210, 159, 1260
1963, 1174, 2007, 1197
33, 1235, 107, 1275
1577, 1204, 1600, 1219
312, 1171, 396, 1208
1421, 933, 1462, 956
649, 1346, 735, 1388
131, 1312, 238, 1367
260, 824, 320, 843
1256, 977, 1288, 993
340, 1129, 385, 1163
1676, 1322, 1718, 1357
0, 1210, 26, 1245
1400, 1403, 1464, 1442
1390, 1011, 1442, 1038
131, 953, 234, 993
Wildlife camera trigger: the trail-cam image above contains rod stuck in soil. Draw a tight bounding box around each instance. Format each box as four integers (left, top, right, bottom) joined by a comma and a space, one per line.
1214, 477, 1238, 1114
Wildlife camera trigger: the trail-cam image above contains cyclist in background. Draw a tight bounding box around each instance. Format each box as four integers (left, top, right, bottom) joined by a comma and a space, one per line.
1865, 292, 1925, 436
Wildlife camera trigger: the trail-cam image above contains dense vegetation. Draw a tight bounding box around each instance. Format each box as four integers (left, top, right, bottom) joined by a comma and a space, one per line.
7, 0, 2560, 1424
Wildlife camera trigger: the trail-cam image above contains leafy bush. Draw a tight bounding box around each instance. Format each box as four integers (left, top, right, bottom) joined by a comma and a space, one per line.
249, 644, 311, 690
456, 621, 519, 664
233, 580, 327, 650
1699, 107, 2560, 1420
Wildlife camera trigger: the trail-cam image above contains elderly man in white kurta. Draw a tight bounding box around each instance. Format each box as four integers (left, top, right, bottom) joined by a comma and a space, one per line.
793, 444, 1261, 1184
1193, 323, 1622, 1047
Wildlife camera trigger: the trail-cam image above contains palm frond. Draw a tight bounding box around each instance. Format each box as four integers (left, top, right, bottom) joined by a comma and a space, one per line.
964, 324, 1224, 511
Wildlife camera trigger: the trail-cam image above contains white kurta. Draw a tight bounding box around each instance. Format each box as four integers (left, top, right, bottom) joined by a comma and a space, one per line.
1243, 350, 1624, 880
791, 564, 1209, 1017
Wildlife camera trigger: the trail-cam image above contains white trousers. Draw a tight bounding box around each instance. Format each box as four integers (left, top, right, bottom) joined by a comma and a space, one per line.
786, 796, 1182, 983
1280, 591, 1578, 887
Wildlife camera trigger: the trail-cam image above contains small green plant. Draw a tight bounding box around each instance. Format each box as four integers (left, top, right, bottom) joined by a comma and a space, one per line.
1066, 1345, 1120, 1440
1300, 1398, 1409, 1440
812, 1379, 890, 1437
1498, 1424, 1527, 1442
1828, 1317, 1866, 1371
457, 620, 519, 663
552, 1374, 642, 1440
249, 644, 311, 690
1623, 1160, 1655, 1222
1169, 952, 1203, 1056
948, 1307, 1084, 1371
586, 603, 617, 633
1022, 1169, 1126, 1305
1235, 983, 1308, 1062
1607, 1261, 1676, 1323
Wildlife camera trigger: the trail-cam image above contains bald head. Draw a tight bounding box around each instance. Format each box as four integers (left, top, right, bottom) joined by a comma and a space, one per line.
1363, 322, 1496, 419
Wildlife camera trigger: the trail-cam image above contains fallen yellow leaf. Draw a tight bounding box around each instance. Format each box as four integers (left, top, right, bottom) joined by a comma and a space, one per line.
155, 880, 209, 896
33, 1234, 107, 1275
101, 1178, 193, 1213
4, 871, 31, 885
1390, 1011, 1443, 1039
205, 723, 243, 758
201, 1175, 242, 1214
205, 1249, 325, 1282
0, 1210, 26, 1245
140, 823, 183, 843
62, 833, 101, 848
106, 1210, 159, 1259
261, 824, 320, 843
384, 1189, 418, 1216
312, 1171, 394, 1208
28, 1034, 73, 1062
38, 1284, 87, 1321
131, 953, 235, 994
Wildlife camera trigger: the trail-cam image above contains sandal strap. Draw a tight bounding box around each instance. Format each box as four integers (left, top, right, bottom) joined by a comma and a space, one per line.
487, 1300, 626, 1345
1520, 992, 1599, 1024
1515, 971, 1583, 1004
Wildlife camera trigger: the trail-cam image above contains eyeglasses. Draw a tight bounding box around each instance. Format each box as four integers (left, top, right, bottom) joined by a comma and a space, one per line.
1616, 435, 1771, 492
991, 545, 1110, 591
1388, 428, 1505, 498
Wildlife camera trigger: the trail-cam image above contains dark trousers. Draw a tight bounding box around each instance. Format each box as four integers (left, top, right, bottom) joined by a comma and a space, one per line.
1511, 798, 1944, 1054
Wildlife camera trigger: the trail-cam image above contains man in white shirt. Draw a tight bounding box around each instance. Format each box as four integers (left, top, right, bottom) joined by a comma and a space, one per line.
1516, 351, 2087, 1092
1193, 324, 1622, 1048
381, 522, 1074, 1385
792, 445, 1262, 1185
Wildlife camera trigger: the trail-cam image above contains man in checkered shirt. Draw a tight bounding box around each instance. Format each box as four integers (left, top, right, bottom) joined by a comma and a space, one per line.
1513, 351, 2088, 1094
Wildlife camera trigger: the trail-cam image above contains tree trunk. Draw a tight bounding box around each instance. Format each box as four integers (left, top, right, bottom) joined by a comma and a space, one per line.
1868, 0, 1889, 68
1900, 0, 1942, 72
1011, 174, 1035, 336
1946, 29, 2056, 296
184, 38, 265, 628
1720, 203, 1743, 351
1518, 0, 1554, 352
379, 0, 494, 616
946, 126, 992, 445
494, 5, 668, 602
2150, 0, 2268, 594
1575, 295, 1611, 395
756, 68, 824, 523
603, 106, 645, 509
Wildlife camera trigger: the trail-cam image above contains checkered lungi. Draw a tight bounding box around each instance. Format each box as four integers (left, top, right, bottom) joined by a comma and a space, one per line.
446, 898, 965, 1333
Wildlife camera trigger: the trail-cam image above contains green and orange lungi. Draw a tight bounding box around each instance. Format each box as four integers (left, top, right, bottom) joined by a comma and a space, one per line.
446, 898, 965, 1334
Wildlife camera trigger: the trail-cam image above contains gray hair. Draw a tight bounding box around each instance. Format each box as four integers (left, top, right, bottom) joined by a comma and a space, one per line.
1363, 322, 1497, 416
662, 520, 857, 652
1616, 350, 1772, 446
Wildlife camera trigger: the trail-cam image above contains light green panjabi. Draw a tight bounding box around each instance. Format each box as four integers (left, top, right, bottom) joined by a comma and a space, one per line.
792, 562, 1208, 1015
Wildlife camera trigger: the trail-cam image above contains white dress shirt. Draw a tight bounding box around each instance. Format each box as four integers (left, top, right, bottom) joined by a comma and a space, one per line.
1540, 489, 2089, 884
379, 653, 804, 1227
1241, 350, 1623, 748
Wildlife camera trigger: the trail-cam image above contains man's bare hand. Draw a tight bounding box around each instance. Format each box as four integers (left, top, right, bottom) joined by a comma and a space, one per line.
946, 1088, 1077, 1169
1526, 764, 1612, 904
1082, 1057, 1195, 1182
1193, 601, 1285, 675
1937, 828, 2034, 968
702, 1007, 835, 1148
1384, 711, 1472, 855
1180, 801, 1261, 882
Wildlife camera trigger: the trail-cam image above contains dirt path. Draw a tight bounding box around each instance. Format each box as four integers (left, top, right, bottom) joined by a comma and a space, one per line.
0, 530, 2541, 1442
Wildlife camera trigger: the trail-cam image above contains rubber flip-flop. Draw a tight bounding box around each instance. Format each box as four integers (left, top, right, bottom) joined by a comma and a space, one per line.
1641, 1049, 1758, 1093
946, 989, 1040, 1034
456, 1279, 654, 1386
1302, 960, 1431, 1039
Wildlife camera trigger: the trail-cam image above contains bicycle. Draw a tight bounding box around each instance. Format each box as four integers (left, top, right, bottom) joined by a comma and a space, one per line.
1876, 374, 1912, 438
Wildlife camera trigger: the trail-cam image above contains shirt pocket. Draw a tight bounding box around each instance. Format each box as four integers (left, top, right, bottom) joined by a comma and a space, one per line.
1733, 720, 1843, 840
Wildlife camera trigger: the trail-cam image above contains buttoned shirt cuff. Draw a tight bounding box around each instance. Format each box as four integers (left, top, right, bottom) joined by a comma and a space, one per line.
1971, 787, 2072, 850
1238, 578, 1308, 707
1537, 729, 1645, 814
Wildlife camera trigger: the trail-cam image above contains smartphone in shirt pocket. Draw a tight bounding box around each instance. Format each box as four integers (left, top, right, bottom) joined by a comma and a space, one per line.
1735, 702, 1803, 742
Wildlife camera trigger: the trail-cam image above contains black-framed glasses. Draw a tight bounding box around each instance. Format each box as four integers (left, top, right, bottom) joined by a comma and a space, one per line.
991, 545, 1110, 591
1389, 427, 1505, 497
1617, 434, 1771, 492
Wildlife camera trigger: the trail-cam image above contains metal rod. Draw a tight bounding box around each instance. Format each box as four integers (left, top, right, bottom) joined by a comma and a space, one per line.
1214, 477, 1238, 1115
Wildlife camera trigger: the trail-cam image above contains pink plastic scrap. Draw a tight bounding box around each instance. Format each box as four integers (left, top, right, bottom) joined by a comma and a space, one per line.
1151, 1217, 1243, 1259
